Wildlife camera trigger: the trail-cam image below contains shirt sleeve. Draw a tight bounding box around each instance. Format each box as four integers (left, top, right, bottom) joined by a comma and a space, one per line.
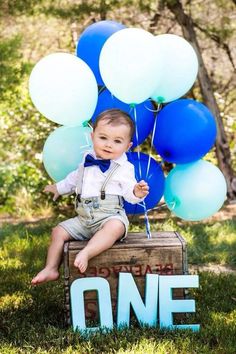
56, 168, 81, 195
119, 162, 145, 204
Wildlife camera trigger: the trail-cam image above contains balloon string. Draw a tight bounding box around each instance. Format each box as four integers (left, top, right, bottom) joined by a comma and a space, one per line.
133, 105, 142, 180
132, 104, 152, 239
98, 86, 106, 94
144, 103, 161, 113
145, 103, 162, 179
150, 201, 175, 212
137, 200, 176, 212
87, 122, 93, 130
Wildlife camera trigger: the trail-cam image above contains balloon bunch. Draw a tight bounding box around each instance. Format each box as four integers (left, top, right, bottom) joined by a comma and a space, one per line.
29, 20, 227, 223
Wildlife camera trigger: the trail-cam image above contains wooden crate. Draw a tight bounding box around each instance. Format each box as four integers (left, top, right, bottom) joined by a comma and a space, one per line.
64, 231, 188, 325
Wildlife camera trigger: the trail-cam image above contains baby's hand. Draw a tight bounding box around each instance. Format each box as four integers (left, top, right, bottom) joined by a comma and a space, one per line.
43, 184, 60, 201
133, 180, 149, 198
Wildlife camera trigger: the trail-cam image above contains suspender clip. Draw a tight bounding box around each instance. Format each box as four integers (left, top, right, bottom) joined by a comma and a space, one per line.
76, 194, 81, 204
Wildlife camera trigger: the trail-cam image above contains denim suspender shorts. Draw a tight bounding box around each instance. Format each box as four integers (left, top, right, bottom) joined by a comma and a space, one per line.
59, 164, 129, 241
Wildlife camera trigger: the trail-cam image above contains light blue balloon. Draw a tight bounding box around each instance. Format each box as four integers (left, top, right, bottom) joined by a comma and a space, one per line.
43, 125, 92, 181
164, 160, 227, 221
29, 53, 98, 126
99, 28, 161, 104
151, 34, 198, 103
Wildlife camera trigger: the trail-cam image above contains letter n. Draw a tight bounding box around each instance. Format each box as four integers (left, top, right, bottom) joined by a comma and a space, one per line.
117, 272, 159, 328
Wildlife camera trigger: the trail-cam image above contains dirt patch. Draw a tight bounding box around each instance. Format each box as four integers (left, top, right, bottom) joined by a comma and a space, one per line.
0, 202, 235, 226
139, 202, 236, 222
189, 264, 236, 274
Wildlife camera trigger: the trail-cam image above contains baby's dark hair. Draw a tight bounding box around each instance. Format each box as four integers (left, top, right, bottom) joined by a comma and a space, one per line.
93, 109, 135, 141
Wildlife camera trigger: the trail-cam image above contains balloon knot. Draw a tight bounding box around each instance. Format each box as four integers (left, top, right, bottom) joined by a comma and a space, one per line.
172, 196, 180, 209
82, 120, 89, 127
129, 103, 136, 108
155, 96, 165, 104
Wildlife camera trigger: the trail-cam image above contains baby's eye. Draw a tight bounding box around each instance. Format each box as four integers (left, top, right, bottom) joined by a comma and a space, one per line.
114, 140, 122, 144
100, 136, 107, 140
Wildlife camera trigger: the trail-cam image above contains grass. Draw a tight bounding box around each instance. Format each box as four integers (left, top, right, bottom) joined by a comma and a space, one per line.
0, 211, 236, 353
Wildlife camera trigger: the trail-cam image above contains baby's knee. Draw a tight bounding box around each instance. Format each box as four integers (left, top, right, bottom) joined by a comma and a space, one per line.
104, 219, 125, 235
51, 226, 69, 241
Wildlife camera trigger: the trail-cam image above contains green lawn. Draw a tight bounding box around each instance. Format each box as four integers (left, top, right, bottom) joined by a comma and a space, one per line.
0, 212, 236, 353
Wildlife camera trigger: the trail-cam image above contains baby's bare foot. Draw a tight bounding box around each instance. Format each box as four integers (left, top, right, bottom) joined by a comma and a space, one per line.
31, 267, 59, 285
74, 250, 89, 273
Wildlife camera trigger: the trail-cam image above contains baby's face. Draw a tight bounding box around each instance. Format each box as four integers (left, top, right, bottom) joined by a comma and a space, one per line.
91, 120, 133, 160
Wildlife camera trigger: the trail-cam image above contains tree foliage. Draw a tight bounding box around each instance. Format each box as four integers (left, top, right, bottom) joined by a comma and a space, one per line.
0, 0, 235, 214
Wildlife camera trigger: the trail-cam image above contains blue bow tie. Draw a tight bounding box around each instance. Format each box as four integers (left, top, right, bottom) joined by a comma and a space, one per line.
84, 154, 111, 173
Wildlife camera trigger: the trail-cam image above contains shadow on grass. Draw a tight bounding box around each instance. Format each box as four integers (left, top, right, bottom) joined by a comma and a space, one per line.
0, 215, 64, 241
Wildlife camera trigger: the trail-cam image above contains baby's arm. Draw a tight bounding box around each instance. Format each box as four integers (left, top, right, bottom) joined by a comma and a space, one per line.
133, 180, 149, 198
120, 162, 150, 203
44, 184, 60, 201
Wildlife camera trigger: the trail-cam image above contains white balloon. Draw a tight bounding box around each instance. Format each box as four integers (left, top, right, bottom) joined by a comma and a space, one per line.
29, 53, 98, 126
151, 34, 198, 103
99, 28, 161, 104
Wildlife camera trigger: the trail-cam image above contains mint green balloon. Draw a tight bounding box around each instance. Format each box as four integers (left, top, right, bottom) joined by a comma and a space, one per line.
43, 125, 92, 181
151, 34, 198, 103
164, 160, 227, 221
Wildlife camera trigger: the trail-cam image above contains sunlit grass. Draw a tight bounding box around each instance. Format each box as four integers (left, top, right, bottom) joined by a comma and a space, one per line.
130, 213, 236, 267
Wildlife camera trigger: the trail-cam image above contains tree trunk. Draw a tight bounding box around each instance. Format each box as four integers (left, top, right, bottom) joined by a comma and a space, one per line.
164, 0, 236, 201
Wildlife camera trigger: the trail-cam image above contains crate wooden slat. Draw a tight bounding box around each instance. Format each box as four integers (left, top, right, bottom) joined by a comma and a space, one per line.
64, 231, 188, 325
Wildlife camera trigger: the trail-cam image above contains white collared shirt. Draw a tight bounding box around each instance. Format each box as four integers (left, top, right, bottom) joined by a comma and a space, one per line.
56, 151, 142, 204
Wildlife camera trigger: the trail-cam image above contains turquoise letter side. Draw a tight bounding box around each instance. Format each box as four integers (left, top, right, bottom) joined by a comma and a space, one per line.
117, 272, 159, 327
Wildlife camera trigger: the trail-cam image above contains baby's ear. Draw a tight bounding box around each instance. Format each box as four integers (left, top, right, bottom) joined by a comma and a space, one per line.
127, 141, 133, 151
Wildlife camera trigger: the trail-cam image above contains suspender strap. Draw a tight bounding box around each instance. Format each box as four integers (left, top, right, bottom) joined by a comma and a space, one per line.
75, 164, 85, 203
100, 163, 120, 199
75, 162, 120, 201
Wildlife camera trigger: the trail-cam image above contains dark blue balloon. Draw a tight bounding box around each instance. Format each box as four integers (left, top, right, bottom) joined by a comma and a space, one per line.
76, 20, 126, 85
91, 88, 155, 147
124, 152, 165, 215
153, 99, 217, 164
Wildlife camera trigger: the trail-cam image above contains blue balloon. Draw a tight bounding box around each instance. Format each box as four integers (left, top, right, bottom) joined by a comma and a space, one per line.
76, 20, 126, 85
91, 89, 155, 147
124, 152, 165, 214
153, 99, 217, 163
164, 160, 227, 221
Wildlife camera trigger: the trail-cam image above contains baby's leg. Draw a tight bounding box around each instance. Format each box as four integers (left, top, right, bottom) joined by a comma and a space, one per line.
74, 219, 125, 273
31, 226, 72, 285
